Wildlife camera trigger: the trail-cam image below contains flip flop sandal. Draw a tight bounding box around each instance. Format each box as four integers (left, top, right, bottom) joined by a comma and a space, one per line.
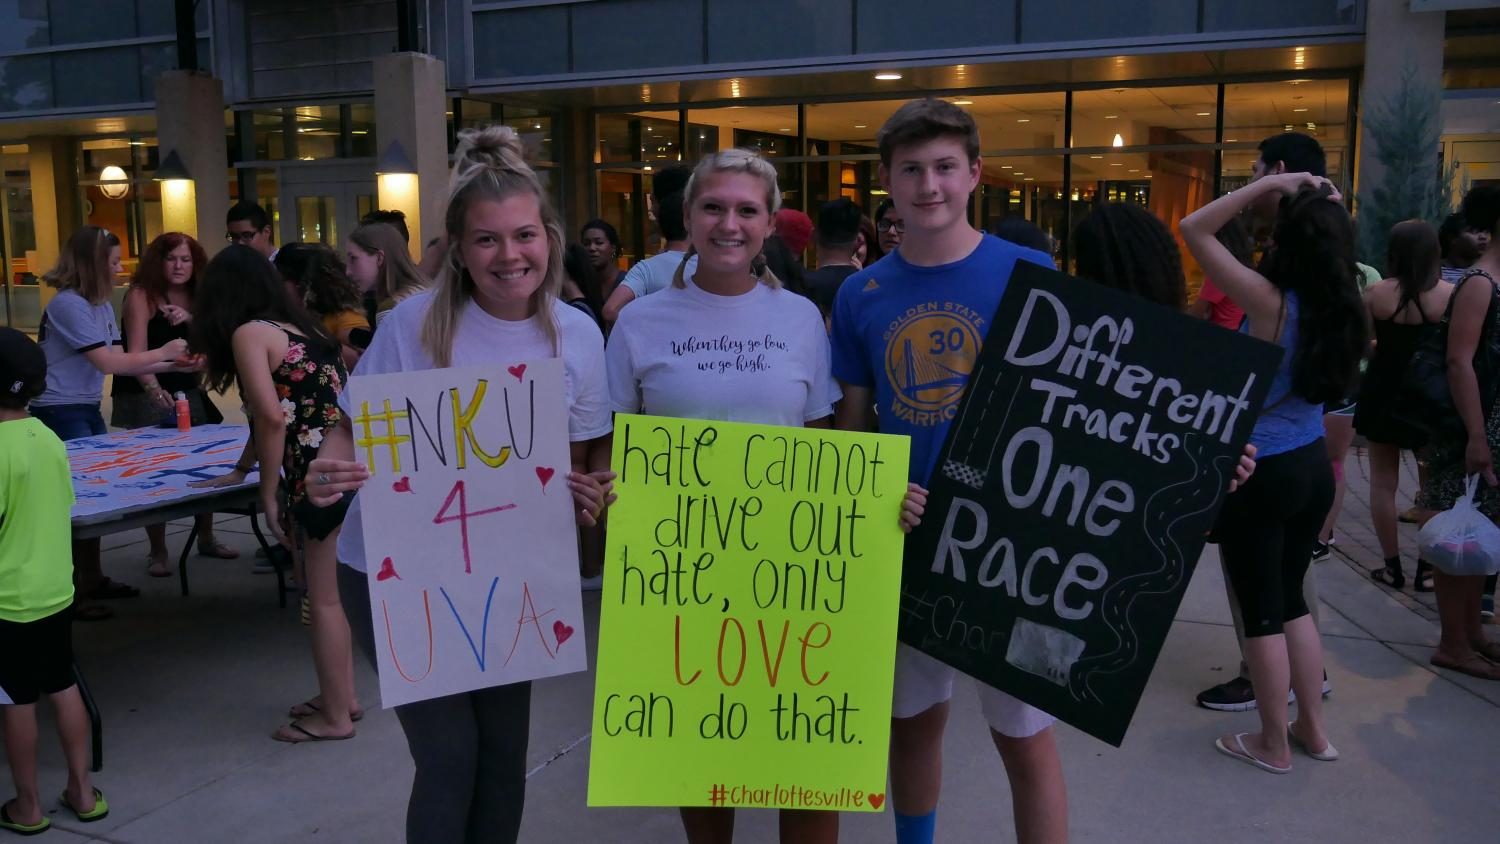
1214, 733, 1291, 774
0, 803, 50, 836
1370, 566, 1405, 589
1287, 722, 1339, 761
197, 539, 241, 560
1414, 561, 1435, 593
58, 787, 109, 822
1430, 652, 1500, 681
272, 720, 356, 743
85, 579, 140, 600
287, 699, 365, 722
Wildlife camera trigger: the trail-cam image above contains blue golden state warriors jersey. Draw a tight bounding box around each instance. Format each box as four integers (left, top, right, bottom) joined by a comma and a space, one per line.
830, 234, 1053, 484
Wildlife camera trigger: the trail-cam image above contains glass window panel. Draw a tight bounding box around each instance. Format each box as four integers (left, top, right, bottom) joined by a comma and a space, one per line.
502, 108, 556, 164
139, 43, 176, 102
596, 112, 679, 164
857, 0, 1016, 54
0, 55, 53, 112
597, 167, 645, 263
684, 105, 798, 159
49, 0, 136, 44
56, 47, 141, 108
297, 196, 337, 245
0, 1, 49, 51
1223, 79, 1350, 153
1022, 0, 1196, 42
459, 99, 504, 132
573, 0, 702, 73
706, 0, 850, 64
967, 93, 1066, 152
805, 100, 902, 156
348, 104, 377, 158
252, 109, 289, 160
473, 9, 568, 79
686, 122, 719, 162
1072, 85, 1219, 149
1205, 1, 1358, 31
290, 105, 341, 161
977, 155, 1067, 258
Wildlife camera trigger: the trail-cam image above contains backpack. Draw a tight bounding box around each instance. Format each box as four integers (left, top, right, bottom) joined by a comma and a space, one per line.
1391, 269, 1500, 442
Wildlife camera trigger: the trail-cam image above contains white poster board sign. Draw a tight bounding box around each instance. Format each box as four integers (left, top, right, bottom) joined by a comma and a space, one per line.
348, 360, 585, 707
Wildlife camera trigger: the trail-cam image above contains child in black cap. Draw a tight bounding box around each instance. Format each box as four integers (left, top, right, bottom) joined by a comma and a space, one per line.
0, 327, 109, 834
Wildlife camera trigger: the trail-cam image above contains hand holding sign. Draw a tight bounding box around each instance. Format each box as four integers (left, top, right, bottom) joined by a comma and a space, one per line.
900, 262, 1283, 746
348, 361, 586, 707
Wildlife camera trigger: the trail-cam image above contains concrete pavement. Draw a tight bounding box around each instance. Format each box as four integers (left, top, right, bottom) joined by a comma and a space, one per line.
6, 443, 1498, 843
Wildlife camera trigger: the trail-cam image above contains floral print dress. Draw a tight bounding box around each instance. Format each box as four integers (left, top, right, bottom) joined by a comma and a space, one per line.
262, 322, 347, 508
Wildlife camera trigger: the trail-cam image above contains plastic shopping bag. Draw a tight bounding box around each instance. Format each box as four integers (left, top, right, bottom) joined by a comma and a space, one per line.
1418, 475, 1500, 576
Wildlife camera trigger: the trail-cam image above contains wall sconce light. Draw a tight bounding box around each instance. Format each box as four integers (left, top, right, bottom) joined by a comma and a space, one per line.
99, 165, 130, 199
153, 150, 197, 237
376, 141, 417, 176
1112, 134, 1125, 148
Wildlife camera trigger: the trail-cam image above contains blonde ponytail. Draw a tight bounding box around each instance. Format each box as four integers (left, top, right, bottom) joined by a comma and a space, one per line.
421, 125, 566, 366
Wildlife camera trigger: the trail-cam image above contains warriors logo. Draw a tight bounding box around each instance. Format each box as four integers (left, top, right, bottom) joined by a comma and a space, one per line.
882, 303, 985, 426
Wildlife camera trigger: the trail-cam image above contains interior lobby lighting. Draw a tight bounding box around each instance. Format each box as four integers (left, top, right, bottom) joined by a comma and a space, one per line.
874, 72, 903, 80
98, 165, 130, 199
1112, 134, 1124, 147
952, 99, 973, 105
1017, 118, 1030, 123
1023, 177, 1034, 182
854, 124, 867, 129
1089, 155, 1103, 159
1196, 112, 1211, 116
1104, 114, 1118, 119
1128, 169, 1140, 173
1110, 162, 1123, 167
1293, 107, 1309, 112
1000, 164, 1012, 169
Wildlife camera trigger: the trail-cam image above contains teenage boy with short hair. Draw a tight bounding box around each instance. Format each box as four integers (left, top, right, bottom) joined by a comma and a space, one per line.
0, 328, 108, 835
830, 98, 1065, 844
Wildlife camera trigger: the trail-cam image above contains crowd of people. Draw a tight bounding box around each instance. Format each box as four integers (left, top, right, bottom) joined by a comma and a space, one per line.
2, 94, 1498, 842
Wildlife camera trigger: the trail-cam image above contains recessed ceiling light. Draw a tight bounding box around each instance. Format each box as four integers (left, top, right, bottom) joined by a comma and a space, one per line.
1196, 112, 1211, 116
644, 165, 653, 171
1104, 114, 1118, 119
1293, 107, 1308, 112
953, 99, 973, 105
875, 72, 903, 81
1000, 164, 1012, 169
1110, 163, 1123, 167
1017, 118, 1030, 123
1013, 172, 1025, 176
854, 124, 867, 129
1128, 169, 1140, 173
1225, 138, 1237, 143
1089, 155, 1103, 159
1023, 177, 1034, 181
779, 128, 791, 132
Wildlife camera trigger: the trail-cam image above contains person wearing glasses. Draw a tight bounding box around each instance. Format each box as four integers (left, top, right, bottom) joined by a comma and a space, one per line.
875, 197, 904, 255
226, 201, 276, 259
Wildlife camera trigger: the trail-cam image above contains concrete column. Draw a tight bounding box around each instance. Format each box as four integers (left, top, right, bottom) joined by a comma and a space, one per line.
374, 52, 449, 260
154, 70, 230, 254
1355, 0, 1447, 195
26, 136, 81, 310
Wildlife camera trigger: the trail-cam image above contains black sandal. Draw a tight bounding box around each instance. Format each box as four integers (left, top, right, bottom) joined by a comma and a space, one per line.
1414, 561, 1435, 593
1371, 565, 1405, 589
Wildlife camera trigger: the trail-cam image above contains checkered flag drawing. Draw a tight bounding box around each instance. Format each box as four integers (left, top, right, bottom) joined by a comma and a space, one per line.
943, 460, 986, 490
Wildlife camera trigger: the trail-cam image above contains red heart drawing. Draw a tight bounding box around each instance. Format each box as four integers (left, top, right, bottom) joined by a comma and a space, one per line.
376, 557, 401, 582
535, 466, 555, 489
507, 364, 527, 381
392, 476, 411, 493
553, 620, 574, 647
867, 793, 885, 810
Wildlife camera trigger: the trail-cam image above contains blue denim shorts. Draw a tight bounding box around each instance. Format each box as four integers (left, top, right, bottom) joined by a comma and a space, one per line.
30, 403, 107, 442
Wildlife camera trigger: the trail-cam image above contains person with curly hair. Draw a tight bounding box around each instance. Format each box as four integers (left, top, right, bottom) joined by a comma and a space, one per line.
274, 243, 369, 369
110, 233, 235, 576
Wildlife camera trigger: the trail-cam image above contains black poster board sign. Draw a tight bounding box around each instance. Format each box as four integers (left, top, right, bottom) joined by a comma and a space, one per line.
899, 261, 1284, 746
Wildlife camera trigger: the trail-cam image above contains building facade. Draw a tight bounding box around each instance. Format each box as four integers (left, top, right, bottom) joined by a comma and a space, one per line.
2, 0, 1498, 328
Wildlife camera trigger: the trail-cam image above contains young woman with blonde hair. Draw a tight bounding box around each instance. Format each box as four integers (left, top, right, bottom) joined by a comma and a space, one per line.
346, 221, 428, 328
608, 148, 923, 843
32, 227, 193, 620
301, 125, 615, 844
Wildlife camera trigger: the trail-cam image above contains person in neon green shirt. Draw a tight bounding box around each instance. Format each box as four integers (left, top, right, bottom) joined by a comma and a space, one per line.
0, 328, 109, 834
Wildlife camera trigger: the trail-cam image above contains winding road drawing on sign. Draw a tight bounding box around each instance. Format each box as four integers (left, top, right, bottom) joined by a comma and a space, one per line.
1067, 434, 1229, 704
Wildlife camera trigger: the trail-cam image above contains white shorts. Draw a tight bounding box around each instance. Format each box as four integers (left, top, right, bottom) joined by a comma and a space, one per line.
891, 644, 1056, 739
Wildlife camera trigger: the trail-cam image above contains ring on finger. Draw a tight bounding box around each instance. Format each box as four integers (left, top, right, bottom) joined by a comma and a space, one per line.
318, 473, 330, 484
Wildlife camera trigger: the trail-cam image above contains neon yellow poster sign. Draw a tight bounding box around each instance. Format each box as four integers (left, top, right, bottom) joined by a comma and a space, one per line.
589, 414, 910, 811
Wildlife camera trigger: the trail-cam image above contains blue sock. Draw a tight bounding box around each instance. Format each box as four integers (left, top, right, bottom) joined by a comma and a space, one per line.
894, 809, 937, 844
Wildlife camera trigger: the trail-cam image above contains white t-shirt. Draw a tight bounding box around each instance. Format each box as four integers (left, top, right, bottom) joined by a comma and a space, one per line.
607, 277, 840, 426
337, 291, 612, 572
620, 249, 696, 298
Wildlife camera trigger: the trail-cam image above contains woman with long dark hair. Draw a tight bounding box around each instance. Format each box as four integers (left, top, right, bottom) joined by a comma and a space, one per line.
1357, 220, 1452, 591
579, 218, 625, 299
274, 243, 369, 370
561, 242, 606, 329
191, 245, 363, 742
1182, 174, 1367, 772
111, 233, 233, 576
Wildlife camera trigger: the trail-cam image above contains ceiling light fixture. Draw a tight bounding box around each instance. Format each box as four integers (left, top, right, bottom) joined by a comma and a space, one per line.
1112, 133, 1124, 148
875, 72, 903, 81
1196, 111, 1211, 116
953, 99, 973, 106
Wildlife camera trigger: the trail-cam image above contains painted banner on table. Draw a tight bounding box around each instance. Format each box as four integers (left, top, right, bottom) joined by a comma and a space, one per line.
348, 360, 585, 708
899, 261, 1284, 746
66, 424, 254, 521
589, 415, 909, 812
